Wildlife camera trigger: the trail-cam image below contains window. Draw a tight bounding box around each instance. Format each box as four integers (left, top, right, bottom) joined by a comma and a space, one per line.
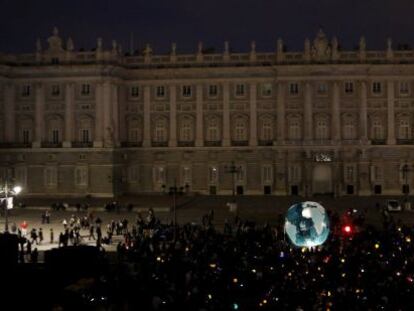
372, 118, 384, 140
370, 165, 383, 182
288, 165, 301, 182
234, 117, 247, 141
21, 85, 31, 97
398, 118, 411, 140
81, 130, 90, 143
81, 84, 90, 95
236, 165, 245, 183
289, 83, 299, 95
344, 82, 354, 94
130, 86, 139, 98
206, 117, 220, 141
44, 167, 57, 188
154, 119, 167, 142
343, 116, 357, 140
288, 118, 301, 140
75, 166, 88, 186
399, 82, 410, 95
261, 83, 272, 96
179, 117, 193, 141
235, 83, 245, 96
15, 167, 27, 187
22, 129, 31, 144
209, 166, 218, 184
372, 82, 382, 94
51, 129, 60, 144
262, 165, 273, 184
315, 118, 329, 140
182, 166, 192, 184
317, 83, 327, 95
156, 86, 165, 98
78, 116, 93, 143
344, 165, 355, 182
51, 57, 59, 65
51, 85, 60, 96
153, 166, 166, 184
260, 117, 273, 141
209, 85, 218, 97
182, 85, 192, 97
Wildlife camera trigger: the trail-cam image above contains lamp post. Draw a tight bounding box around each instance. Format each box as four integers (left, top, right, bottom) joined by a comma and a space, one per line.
224, 161, 242, 203
163, 179, 185, 240
1, 179, 22, 233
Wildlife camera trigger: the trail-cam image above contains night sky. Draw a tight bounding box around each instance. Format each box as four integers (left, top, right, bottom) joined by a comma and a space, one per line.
1, 0, 414, 54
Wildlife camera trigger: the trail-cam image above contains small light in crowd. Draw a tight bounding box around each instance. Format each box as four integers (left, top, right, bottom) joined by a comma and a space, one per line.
361, 268, 365, 273
156, 256, 161, 262
209, 263, 216, 269
251, 269, 256, 273
208, 294, 212, 300
233, 303, 239, 310
185, 247, 189, 252
262, 299, 268, 304
342, 273, 346, 278
327, 291, 331, 297
406, 276, 414, 283
280, 251, 285, 258
343, 225, 352, 233
232, 278, 238, 283
396, 271, 401, 277
406, 237, 411, 243
398, 227, 402, 232
374, 243, 380, 249
340, 258, 345, 263
13, 186, 22, 194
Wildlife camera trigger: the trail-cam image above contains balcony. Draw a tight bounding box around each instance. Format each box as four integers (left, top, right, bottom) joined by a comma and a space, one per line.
397, 139, 414, 145
204, 141, 222, 147
151, 141, 168, 147
258, 140, 273, 146
231, 140, 249, 146
41, 142, 62, 148
72, 141, 93, 148
0, 142, 31, 148
177, 141, 195, 147
121, 141, 143, 147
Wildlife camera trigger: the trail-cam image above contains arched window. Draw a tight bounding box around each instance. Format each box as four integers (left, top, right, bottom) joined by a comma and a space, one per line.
233, 116, 248, 141
127, 118, 142, 142
371, 117, 384, 140
179, 116, 194, 142
342, 115, 357, 140
397, 117, 411, 140
288, 116, 301, 140
78, 115, 94, 143
315, 117, 329, 140
259, 116, 274, 141
153, 118, 168, 142
206, 116, 220, 141
47, 115, 63, 144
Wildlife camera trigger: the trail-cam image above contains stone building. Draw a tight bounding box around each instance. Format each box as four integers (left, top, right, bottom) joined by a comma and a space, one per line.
0, 28, 413, 197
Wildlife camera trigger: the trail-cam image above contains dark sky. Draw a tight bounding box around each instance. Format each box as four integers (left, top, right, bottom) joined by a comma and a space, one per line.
1, 0, 414, 54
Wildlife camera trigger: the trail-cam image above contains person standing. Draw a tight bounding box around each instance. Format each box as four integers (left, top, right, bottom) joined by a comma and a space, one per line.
50, 228, 54, 244
89, 224, 95, 240
38, 228, 44, 244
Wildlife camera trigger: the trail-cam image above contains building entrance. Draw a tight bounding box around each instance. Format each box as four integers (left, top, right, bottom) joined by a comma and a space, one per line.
312, 165, 333, 194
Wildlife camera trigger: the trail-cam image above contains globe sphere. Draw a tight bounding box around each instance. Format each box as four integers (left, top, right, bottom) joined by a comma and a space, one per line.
284, 201, 330, 248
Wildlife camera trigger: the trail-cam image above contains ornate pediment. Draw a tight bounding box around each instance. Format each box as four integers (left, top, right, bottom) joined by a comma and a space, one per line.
311, 29, 331, 62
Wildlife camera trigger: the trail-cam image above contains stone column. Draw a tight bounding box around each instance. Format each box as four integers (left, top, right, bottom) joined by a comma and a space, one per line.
33, 83, 45, 148
359, 81, 368, 142
332, 81, 341, 141
63, 83, 74, 147
304, 82, 313, 142
195, 84, 204, 147
276, 82, 285, 144
168, 85, 177, 147
94, 83, 104, 147
103, 81, 113, 147
112, 83, 120, 146
143, 85, 151, 147
387, 81, 396, 145
222, 82, 230, 146
4, 83, 15, 143
249, 83, 257, 146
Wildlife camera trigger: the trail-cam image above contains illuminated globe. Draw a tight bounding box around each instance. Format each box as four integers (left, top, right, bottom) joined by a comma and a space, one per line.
284, 201, 330, 248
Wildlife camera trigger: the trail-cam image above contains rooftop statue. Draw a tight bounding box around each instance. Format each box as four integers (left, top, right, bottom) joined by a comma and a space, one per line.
47, 27, 64, 52
311, 29, 330, 61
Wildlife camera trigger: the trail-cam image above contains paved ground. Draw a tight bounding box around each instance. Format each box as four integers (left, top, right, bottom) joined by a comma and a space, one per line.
2, 195, 414, 261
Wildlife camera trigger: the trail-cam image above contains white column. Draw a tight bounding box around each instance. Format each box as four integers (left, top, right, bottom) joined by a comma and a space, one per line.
94, 83, 104, 147
222, 82, 230, 146
112, 83, 120, 146
304, 82, 313, 142
63, 83, 74, 147
387, 81, 396, 145
332, 82, 341, 141
195, 84, 204, 147
143, 85, 151, 147
33, 83, 45, 148
4, 83, 15, 143
103, 81, 112, 147
276, 82, 285, 144
168, 85, 177, 147
249, 83, 257, 146
359, 81, 368, 142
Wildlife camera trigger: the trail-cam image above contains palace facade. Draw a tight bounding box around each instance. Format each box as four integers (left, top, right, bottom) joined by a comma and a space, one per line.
0, 28, 413, 197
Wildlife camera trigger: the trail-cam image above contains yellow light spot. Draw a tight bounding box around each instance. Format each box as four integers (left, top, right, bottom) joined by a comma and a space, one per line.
327, 291, 331, 297
288, 272, 292, 277
342, 273, 346, 277
252, 269, 256, 273
262, 299, 268, 304
208, 294, 212, 300
233, 278, 238, 283
340, 258, 345, 263
374, 243, 380, 249
406, 237, 411, 243
156, 256, 161, 262
209, 263, 216, 268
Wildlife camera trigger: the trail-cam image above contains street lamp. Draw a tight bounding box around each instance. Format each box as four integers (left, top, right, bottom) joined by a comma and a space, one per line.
163, 179, 185, 240
1, 180, 22, 233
